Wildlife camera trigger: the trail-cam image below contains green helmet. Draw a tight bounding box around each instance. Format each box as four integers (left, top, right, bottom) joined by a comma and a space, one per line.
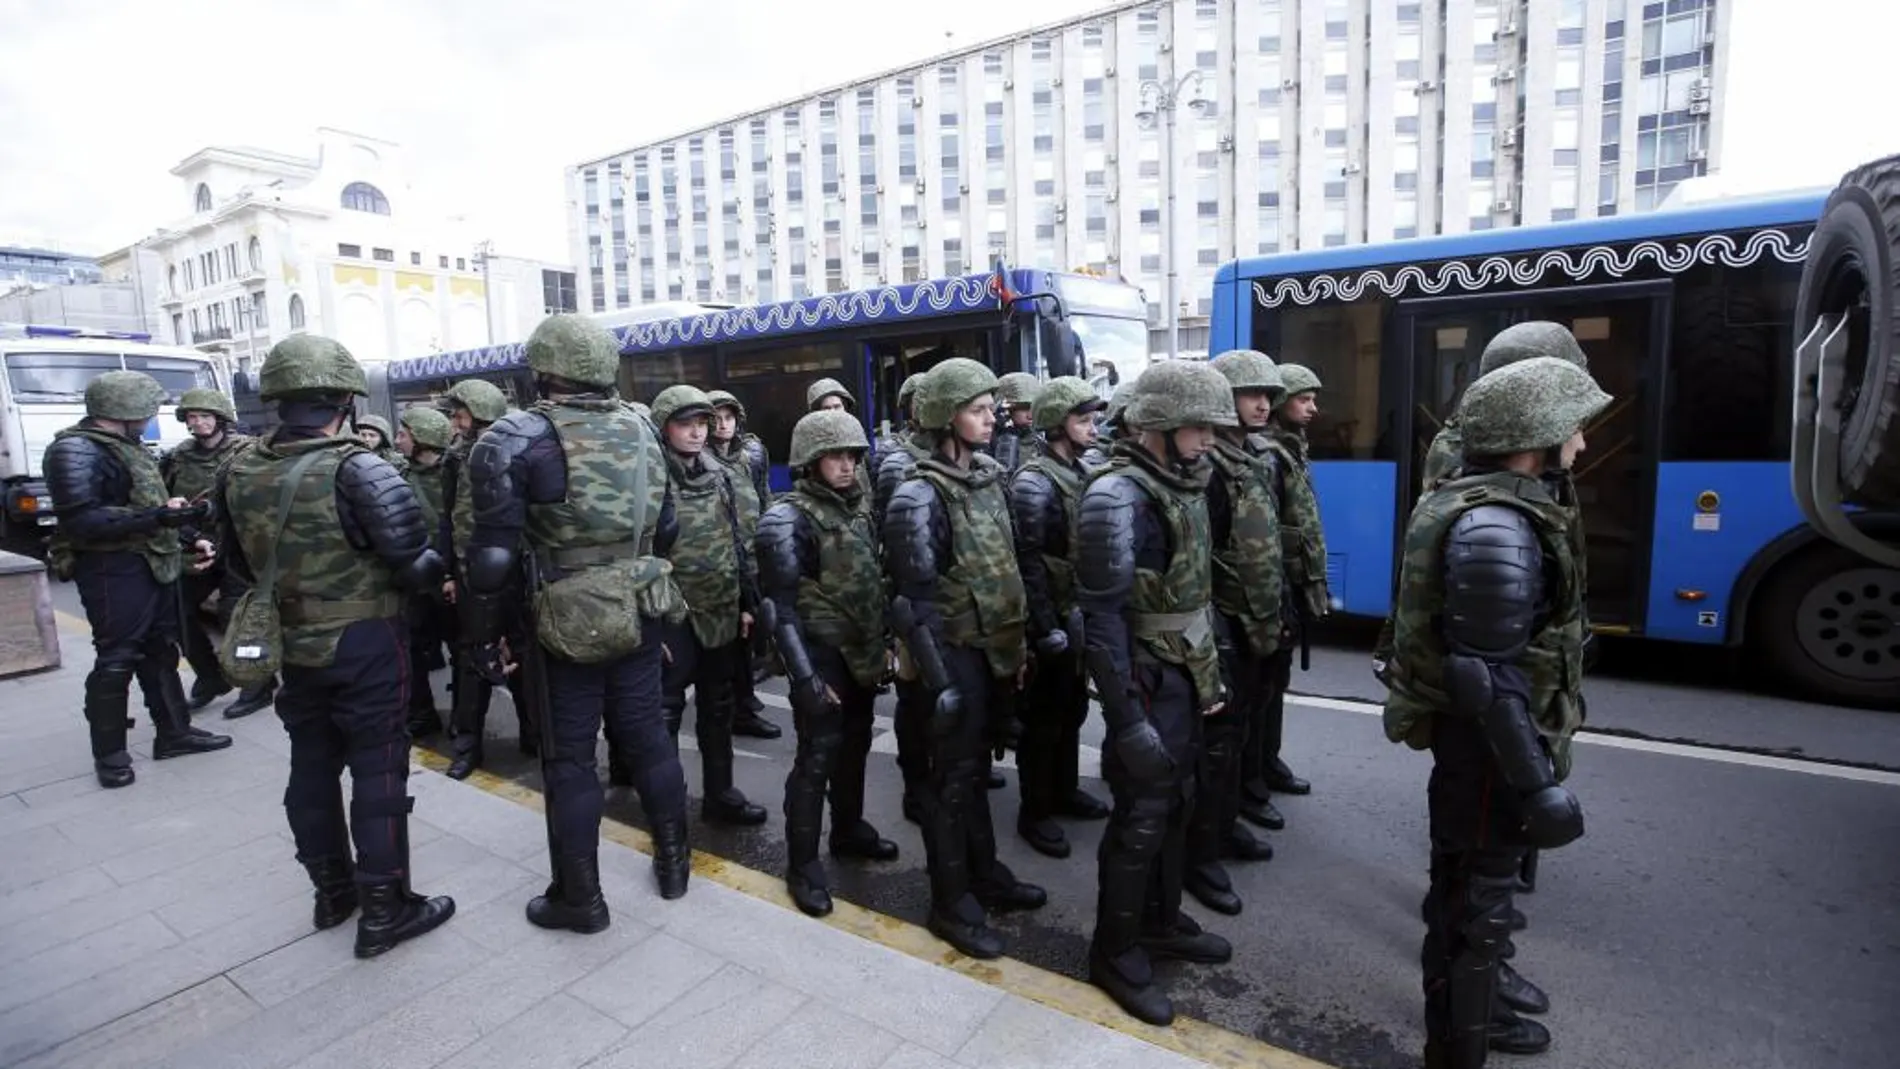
1104, 381, 1138, 427
1210, 349, 1285, 399
896, 374, 921, 413
806, 377, 856, 411
914, 357, 999, 431
1031, 375, 1107, 432
1277, 363, 1322, 399
357, 414, 394, 445
1478, 321, 1590, 377
444, 379, 508, 424
788, 409, 870, 467
1458, 356, 1613, 456
1123, 361, 1239, 431
85, 370, 165, 422
996, 372, 1041, 407
526, 313, 621, 387
259, 334, 368, 401
651, 384, 714, 426
174, 387, 236, 423
399, 406, 453, 450
706, 388, 746, 422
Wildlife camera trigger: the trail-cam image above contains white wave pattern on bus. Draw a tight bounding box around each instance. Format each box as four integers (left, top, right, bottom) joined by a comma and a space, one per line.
1251, 228, 1810, 309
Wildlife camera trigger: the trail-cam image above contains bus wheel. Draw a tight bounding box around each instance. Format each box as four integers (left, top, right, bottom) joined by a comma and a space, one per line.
1751, 542, 1900, 709
1796, 155, 1900, 505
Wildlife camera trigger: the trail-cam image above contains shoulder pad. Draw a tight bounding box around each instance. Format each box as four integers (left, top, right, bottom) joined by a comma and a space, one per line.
468, 410, 548, 482
1441, 503, 1544, 659
1074, 474, 1143, 599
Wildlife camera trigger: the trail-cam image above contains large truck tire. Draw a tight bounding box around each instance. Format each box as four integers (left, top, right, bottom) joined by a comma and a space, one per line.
1795, 155, 1900, 507
1749, 541, 1900, 709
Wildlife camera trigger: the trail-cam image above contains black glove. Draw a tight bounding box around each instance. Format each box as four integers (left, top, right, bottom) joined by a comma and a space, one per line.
156, 501, 209, 528
1520, 785, 1585, 849
1035, 629, 1069, 657
472, 641, 510, 686
1113, 720, 1172, 781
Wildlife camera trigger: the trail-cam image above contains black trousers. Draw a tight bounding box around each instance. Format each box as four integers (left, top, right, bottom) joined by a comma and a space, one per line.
1093, 656, 1199, 969
1243, 647, 1294, 789
782, 649, 877, 872
1194, 623, 1270, 865
1421, 715, 1530, 1069
543, 624, 688, 857
892, 676, 931, 796
1017, 644, 1087, 824
74, 552, 191, 756
660, 623, 748, 800
275, 617, 415, 884
176, 568, 228, 694
917, 645, 1017, 924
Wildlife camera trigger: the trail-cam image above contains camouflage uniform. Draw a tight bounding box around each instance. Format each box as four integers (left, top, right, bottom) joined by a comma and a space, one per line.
354, 414, 407, 475
1076, 361, 1236, 1027
438, 379, 535, 781
1008, 376, 1111, 860
884, 357, 1046, 960
1382, 356, 1605, 1067
706, 389, 783, 741
1182, 351, 1286, 919
807, 376, 876, 498
874, 373, 923, 458
1080, 381, 1137, 470
397, 406, 455, 738
872, 405, 939, 818
217, 335, 454, 958
654, 384, 769, 828
44, 372, 233, 789
990, 371, 1045, 474
757, 410, 900, 917
464, 315, 694, 920
162, 388, 270, 716
1244, 362, 1326, 811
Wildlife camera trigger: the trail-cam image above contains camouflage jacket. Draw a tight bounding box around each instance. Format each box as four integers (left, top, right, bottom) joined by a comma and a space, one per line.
1207, 433, 1285, 658
665, 447, 754, 649
708, 435, 767, 550
913, 452, 1029, 678
1381, 470, 1586, 779
46, 425, 183, 584
872, 430, 933, 532
443, 439, 478, 560
223, 434, 403, 667
405, 453, 447, 534
161, 433, 252, 506
1264, 424, 1329, 618
777, 478, 888, 687
1010, 451, 1087, 630
1419, 421, 1464, 497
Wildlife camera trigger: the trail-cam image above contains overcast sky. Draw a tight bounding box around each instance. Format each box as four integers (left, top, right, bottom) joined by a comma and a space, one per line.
0, 0, 1888, 264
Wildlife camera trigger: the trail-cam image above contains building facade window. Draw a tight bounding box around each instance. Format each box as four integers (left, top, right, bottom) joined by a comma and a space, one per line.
340, 182, 390, 214
288, 294, 306, 330
194, 184, 211, 212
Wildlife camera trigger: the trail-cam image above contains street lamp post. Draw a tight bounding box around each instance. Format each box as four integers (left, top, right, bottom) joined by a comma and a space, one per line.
473, 239, 497, 346
1136, 69, 1207, 362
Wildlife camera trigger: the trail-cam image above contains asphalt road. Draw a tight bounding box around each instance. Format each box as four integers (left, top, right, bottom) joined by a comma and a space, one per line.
48, 581, 1900, 1069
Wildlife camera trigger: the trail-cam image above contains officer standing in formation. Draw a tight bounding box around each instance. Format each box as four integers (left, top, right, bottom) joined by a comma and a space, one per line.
706, 389, 782, 741
652, 385, 770, 827
989, 371, 1044, 473
215, 336, 453, 957
397, 406, 455, 739
871, 371, 944, 822
1383, 353, 1606, 1067
462, 315, 695, 921
1007, 375, 1110, 860
756, 409, 900, 916
440, 378, 533, 780
161, 387, 275, 719
1080, 381, 1134, 470
885, 357, 1047, 959
1076, 360, 1237, 1025
45, 371, 233, 788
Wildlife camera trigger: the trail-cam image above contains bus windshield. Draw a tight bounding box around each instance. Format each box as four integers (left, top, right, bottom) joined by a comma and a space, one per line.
5, 351, 217, 403
1069, 314, 1149, 394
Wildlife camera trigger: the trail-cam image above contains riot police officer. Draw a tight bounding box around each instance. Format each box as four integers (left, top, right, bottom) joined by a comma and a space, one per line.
757, 410, 901, 917
1008, 375, 1110, 860
706, 388, 782, 742
463, 314, 695, 922
1076, 360, 1236, 1026
162, 387, 274, 719
1080, 381, 1135, 470
808, 377, 876, 498
990, 371, 1044, 474
440, 379, 533, 780
216, 336, 453, 958
1184, 349, 1287, 918
1244, 363, 1326, 828
872, 371, 943, 821
398, 406, 455, 738
354, 414, 407, 474
652, 384, 769, 828
874, 372, 922, 462
884, 357, 1046, 960
45, 371, 233, 788
1382, 355, 1607, 1066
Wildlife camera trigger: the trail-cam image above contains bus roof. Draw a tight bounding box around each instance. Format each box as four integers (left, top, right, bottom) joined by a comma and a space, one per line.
387, 267, 1140, 384
1214, 185, 1832, 286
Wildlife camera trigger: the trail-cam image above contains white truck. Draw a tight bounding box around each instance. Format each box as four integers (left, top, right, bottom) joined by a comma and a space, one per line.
0, 324, 227, 545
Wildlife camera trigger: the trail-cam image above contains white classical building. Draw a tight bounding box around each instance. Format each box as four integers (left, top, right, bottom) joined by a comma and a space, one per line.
569, 0, 1729, 350
135, 128, 549, 371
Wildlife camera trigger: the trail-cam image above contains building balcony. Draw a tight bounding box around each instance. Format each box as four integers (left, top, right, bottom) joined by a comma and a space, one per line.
158, 291, 184, 308
191, 327, 233, 347
240, 267, 267, 287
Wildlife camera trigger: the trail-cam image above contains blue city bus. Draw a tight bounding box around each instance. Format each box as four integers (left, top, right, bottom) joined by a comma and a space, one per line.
377, 265, 1151, 490
1210, 188, 1900, 707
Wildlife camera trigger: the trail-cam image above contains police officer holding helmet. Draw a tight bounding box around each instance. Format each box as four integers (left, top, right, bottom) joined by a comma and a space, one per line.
1381, 355, 1607, 1066
44, 371, 233, 788
215, 335, 454, 958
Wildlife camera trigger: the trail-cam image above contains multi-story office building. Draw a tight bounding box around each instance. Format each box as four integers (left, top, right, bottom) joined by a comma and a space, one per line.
568, 0, 1728, 349
0, 247, 101, 291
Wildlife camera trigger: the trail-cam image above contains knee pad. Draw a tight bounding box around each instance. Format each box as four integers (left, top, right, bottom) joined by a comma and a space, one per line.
350, 794, 415, 823
1456, 875, 1518, 960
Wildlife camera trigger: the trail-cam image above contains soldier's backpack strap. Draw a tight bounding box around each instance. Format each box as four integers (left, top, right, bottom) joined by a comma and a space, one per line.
256, 450, 330, 599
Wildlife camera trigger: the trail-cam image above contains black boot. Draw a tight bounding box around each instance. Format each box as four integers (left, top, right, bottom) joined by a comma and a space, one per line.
974, 865, 1047, 914
704, 787, 767, 826
1139, 914, 1233, 964
1183, 862, 1243, 916
732, 705, 782, 740
651, 816, 691, 900
445, 733, 483, 781
188, 678, 232, 710
1497, 962, 1550, 1016
699, 687, 767, 825
94, 751, 135, 789
928, 896, 1005, 960
1058, 788, 1110, 820
1489, 1008, 1552, 1054
150, 668, 232, 759
303, 858, 359, 930
1264, 757, 1310, 795
1223, 824, 1275, 862
1017, 817, 1071, 859
354, 880, 456, 959
1090, 945, 1173, 1026
1238, 795, 1285, 831
223, 679, 276, 720
527, 854, 611, 934
828, 820, 898, 862
786, 859, 833, 918
84, 672, 135, 788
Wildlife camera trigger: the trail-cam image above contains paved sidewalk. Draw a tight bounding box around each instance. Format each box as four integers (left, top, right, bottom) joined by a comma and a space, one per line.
0, 618, 1324, 1069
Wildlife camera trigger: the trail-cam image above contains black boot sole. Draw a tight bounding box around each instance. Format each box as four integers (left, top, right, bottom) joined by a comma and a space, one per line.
152, 737, 233, 759
526, 898, 611, 934
355, 898, 456, 959
1088, 963, 1174, 1026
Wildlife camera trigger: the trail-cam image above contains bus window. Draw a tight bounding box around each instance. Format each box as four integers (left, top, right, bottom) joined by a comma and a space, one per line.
622, 348, 714, 405
867, 329, 990, 431
3, 352, 121, 401
723, 340, 853, 464
1663, 259, 1800, 462
1267, 299, 1395, 460
122, 355, 219, 400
